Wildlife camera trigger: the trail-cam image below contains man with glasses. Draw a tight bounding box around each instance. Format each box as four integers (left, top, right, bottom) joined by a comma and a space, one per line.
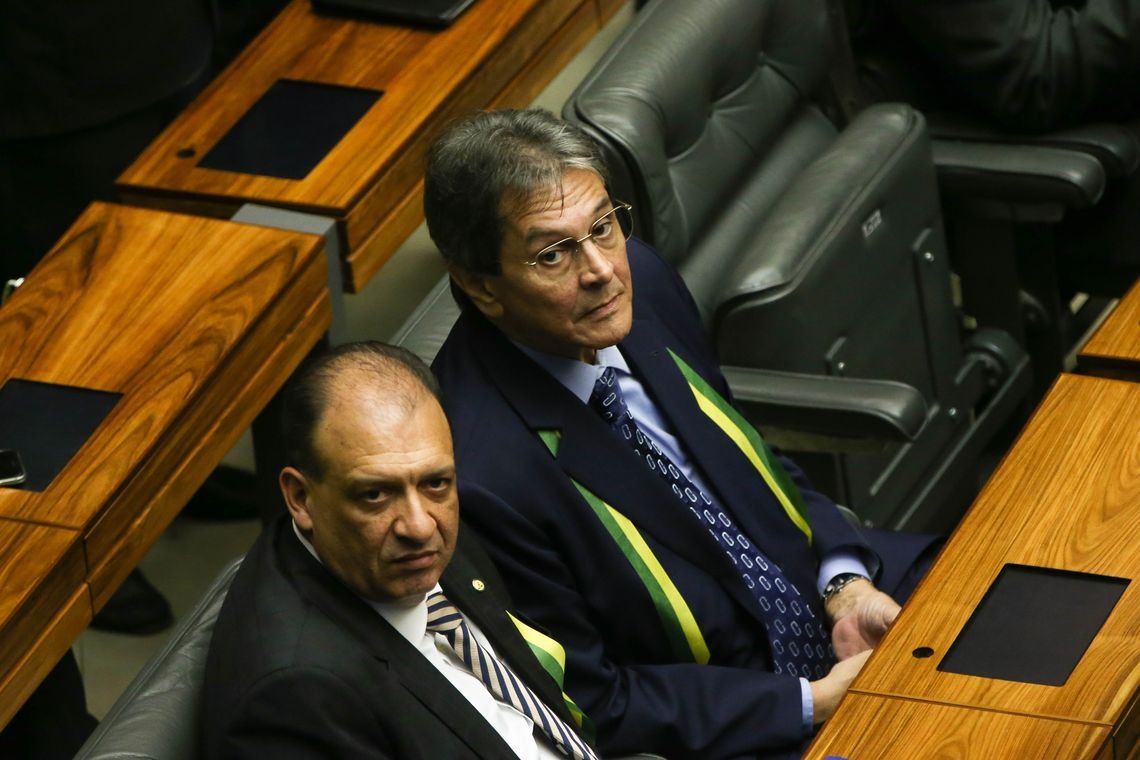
426, 108, 936, 759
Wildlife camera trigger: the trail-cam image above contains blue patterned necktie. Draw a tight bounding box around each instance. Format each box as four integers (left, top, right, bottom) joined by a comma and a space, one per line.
425, 592, 597, 760
589, 366, 835, 679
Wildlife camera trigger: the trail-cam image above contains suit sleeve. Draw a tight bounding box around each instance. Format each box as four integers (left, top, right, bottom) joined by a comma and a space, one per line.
883, 0, 1140, 130
215, 668, 395, 759
461, 483, 806, 760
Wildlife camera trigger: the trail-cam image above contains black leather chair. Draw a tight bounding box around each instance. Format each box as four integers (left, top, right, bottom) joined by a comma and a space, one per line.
72, 559, 242, 760
838, 0, 1140, 391
559, 0, 1031, 532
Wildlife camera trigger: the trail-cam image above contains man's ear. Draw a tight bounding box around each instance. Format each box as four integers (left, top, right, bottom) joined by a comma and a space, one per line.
280, 466, 314, 532
449, 266, 504, 319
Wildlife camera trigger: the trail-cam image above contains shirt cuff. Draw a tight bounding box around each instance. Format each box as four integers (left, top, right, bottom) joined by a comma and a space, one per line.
817, 550, 872, 595
799, 677, 814, 734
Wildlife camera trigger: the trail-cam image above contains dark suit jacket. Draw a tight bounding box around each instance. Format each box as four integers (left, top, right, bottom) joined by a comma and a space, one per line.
201, 515, 585, 759
434, 239, 933, 759
850, 0, 1140, 130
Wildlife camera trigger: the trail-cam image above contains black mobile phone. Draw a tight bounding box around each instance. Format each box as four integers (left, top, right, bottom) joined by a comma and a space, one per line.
0, 449, 27, 487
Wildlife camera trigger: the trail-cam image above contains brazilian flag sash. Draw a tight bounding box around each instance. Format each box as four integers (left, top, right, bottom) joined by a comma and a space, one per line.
667, 349, 813, 543
537, 430, 710, 665
507, 612, 596, 742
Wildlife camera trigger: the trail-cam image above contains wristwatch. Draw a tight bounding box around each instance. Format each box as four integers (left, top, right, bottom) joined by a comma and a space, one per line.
822, 573, 870, 603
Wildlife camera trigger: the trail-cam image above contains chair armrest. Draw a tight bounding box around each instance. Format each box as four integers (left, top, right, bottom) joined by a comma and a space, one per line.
927, 113, 1140, 178
931, 139, 1106, 210
721, 365, 928, 444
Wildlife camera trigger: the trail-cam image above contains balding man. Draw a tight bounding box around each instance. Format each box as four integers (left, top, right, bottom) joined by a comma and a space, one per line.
201, 342, 598, 760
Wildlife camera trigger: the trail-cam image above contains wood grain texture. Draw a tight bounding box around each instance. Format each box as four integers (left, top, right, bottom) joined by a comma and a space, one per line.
117, 0, 602, 293
1080, 281, 1140, 382
342, 0, 601, 291
850, 374, 1140, 728
87, 292, 330, 608
806, 694, 1111, 760
0, 522, 89, 728
0, 202, 327, 543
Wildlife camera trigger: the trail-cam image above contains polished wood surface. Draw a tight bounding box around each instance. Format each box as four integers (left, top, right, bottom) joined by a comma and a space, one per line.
1080, 281, 1140, 381
0, 202, 329, 597
805, 693, 1113, 760
344, 0, 601, 289
848, 374, 1140, 727
0, 521, 90, 728
118, 0, 614, 291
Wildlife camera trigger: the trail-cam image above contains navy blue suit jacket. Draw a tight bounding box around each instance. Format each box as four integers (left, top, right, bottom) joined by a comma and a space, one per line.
435, 239, 933, 758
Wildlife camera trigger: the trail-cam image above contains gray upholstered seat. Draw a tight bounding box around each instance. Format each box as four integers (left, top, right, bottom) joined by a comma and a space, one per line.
557, 0, 1032, 531
73, 559, 241, 760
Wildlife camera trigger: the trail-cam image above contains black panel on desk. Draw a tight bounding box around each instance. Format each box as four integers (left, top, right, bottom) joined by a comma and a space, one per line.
311, 0, 478, 27
198, 79, 382, 180
938, 564, 1129, 686
0, 379, 121, 492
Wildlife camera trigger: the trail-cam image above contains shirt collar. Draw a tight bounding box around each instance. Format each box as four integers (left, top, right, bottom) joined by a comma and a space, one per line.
292, 520, 434, 646
514, 341, 629, 403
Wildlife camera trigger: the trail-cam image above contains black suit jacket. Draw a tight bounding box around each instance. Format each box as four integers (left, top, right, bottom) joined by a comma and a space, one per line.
201, 515, 584, 759
434, 239, 934, 759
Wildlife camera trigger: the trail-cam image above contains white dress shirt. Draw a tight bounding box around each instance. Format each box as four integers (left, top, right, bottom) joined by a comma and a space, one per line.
293, 524, 563, 759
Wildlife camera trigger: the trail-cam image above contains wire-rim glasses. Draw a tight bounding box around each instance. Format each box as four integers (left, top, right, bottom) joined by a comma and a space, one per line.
522, 201, 633, 278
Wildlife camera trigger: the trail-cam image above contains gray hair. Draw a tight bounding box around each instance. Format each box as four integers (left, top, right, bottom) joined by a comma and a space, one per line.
423, 108, 608, 276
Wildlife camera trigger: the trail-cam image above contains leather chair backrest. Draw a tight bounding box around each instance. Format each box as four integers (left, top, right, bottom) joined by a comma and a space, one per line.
569, 0, 837, 320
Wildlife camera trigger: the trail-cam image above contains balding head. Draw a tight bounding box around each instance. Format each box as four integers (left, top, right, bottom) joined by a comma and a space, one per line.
282, 342, 442, 480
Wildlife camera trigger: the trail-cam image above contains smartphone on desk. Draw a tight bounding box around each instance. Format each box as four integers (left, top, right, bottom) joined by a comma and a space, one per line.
0, 449, 27, 487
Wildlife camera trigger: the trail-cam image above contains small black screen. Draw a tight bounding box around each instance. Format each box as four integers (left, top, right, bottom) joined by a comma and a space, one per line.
938, 564, 1128, 686
198, 79, 382, 180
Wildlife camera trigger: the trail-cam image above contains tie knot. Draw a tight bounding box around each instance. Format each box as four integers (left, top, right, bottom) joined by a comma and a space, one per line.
589, 366, 627, 423
425, 591, 464, 634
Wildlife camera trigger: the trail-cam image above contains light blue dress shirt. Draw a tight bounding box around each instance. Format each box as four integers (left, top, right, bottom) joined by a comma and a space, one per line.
517, 343, 872, 732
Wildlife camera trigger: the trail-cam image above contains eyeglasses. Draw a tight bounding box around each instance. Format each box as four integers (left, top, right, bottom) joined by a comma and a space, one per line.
522, 202, 633, 278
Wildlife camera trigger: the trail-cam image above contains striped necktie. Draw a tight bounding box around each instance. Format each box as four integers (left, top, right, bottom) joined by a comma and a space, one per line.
589, 366, 835, 679
425, 592, 597, 760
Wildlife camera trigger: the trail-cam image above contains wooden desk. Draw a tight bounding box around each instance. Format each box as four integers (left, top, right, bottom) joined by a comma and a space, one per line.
807, 694, 1114, 760
117, 0, 621, 292
0, 521, 89, 729
807, 373, 1140, 759
1079, 280, 1140, 382
0, 202, 329, 724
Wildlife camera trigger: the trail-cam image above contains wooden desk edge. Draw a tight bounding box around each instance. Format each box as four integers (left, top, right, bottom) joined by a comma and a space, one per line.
0, 585, 92, 729
86, 289, 331, 608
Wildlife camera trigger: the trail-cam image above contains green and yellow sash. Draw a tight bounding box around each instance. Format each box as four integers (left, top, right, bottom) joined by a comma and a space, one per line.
537, 430, 710, 666
667, 349, 813, 543
508, 612, 596, 742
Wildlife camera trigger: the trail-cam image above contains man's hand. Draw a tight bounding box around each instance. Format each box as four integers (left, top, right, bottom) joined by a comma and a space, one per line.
808, 649, 871, 725
825, 579, 901, 660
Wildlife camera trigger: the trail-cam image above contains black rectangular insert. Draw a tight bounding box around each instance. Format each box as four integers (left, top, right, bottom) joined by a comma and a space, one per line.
0, 379, 122, 492
938, 564, 1129, 686
310, 0, 479, 27
198, 79, 382, 180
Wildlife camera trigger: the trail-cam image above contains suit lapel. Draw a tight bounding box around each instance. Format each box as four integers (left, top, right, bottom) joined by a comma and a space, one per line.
279, 531, 519, 760
468, 314, 731, 578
